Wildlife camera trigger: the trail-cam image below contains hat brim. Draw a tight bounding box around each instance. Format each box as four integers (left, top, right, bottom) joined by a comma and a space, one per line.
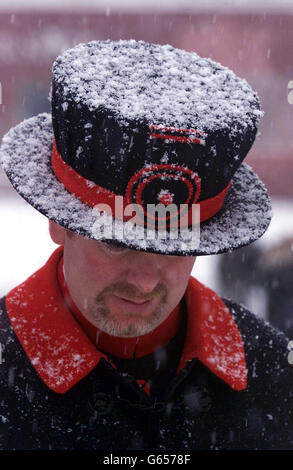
0, 113, 272, 256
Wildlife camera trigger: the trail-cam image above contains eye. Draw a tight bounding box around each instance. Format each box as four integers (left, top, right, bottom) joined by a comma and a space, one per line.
100, 242, 130, 255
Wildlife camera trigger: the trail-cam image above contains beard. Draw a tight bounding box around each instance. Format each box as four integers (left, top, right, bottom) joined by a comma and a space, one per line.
90, 282, 168, 337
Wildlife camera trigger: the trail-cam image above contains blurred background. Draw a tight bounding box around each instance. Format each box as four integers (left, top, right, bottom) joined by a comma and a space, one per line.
1, 0, 293, 337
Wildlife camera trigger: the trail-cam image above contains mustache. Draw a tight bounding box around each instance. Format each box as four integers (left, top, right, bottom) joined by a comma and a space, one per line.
96, 282, 167, 302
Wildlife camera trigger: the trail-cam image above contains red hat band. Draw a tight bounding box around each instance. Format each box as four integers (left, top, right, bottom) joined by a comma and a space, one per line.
51, 139, 231, 229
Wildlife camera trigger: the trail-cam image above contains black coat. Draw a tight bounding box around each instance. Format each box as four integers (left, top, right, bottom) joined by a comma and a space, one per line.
1, 252, 293, 450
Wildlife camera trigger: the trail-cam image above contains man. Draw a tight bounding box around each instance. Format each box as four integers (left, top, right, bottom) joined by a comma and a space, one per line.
0, 39, 292, 450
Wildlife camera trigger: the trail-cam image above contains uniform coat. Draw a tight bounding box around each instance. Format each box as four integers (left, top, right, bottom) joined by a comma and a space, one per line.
0, 247, 293, 450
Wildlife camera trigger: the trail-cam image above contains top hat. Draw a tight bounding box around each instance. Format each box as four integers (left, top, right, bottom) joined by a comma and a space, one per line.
0, 39, 271, 256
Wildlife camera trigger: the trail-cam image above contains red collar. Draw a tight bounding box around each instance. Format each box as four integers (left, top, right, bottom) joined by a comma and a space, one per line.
5, 246, 247, 394
57, 254, 182, 359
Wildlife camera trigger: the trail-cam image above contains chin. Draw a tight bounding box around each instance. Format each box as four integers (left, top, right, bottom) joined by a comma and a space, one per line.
89, 298, 167, 337
95, 314, 162, 337
114, 321, 158, 337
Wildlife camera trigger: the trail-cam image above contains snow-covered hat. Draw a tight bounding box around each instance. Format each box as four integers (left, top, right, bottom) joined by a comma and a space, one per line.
0, 39, 271, 256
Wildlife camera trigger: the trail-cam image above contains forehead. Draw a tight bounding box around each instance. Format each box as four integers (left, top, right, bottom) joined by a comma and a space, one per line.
65, 227, 196, 267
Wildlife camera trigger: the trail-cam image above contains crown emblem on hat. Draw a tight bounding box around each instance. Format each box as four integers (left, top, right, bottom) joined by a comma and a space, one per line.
158, 190, 174, 206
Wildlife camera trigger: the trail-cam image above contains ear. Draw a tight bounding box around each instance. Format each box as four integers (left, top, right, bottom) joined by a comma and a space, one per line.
48, 220, 67, 245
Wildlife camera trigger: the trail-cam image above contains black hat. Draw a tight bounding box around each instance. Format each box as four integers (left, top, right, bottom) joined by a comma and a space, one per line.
0, 39, 271, 256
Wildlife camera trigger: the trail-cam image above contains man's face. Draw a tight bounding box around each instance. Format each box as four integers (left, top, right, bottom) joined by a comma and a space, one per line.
56, 227, 196, 337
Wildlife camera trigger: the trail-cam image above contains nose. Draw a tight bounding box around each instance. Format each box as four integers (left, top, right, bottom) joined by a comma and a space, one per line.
125, 251, 163, 294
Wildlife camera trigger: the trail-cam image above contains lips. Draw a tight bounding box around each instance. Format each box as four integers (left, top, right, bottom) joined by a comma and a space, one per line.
117, 297, 151, 305
105, 294, 158, 315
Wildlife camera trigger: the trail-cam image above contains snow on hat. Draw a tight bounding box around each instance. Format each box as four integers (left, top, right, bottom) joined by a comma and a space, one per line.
0, 39, 271, 256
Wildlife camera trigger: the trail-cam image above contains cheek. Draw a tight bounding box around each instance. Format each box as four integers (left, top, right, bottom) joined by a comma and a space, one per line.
65, 241, 114, 287
81, 258, 117, 289
164, 268, 181, 285
163, 259, 194, 288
